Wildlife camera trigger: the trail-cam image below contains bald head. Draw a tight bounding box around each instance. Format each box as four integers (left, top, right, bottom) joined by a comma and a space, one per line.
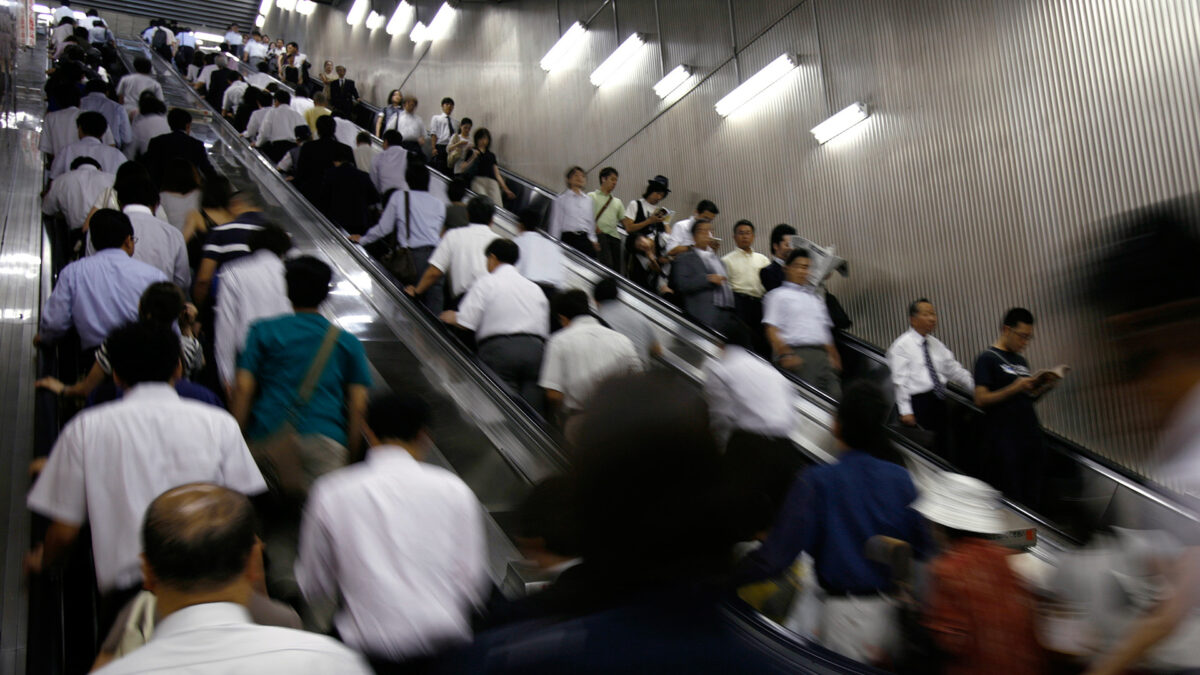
142, 484, 257, 593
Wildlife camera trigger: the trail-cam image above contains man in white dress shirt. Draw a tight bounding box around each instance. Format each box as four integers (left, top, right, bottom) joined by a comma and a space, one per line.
442, 239, 550, 409
107, 173, 191, 289
593, 277, 660, 368
297, 393, 490, 667
52, 1, 74, 25
40, 85, 115, 158
389, 95, 427, 153
49, 111, 127, 179
94, 483, 370, 674
886, 298, 974, 448
115, 57, 163, 114
214, 224, 294, 395
762, 248, 842, 399
547, 166, 598, 258
79, 79, 132, 150
666, 199, 720, 257
42, 156, 114, 233
27, 323, 267, 635
369, 130, 410, 194
428, 97, 456, 172
515, 207, 564, 293
256, 90, 305, 162
409, 195, 500, 306
539, 290, 641, 424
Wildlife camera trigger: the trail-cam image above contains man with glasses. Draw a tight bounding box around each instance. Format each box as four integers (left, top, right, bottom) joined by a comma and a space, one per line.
972, 307, 1053, 506
762, 249, 841, 399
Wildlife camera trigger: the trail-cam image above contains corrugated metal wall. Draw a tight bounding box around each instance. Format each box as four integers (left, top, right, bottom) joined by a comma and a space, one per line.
81, 0, 259, 34
266, 0, 1200, 486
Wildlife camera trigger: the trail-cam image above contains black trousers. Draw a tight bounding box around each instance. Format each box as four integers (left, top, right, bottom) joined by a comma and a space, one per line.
732, 293, 767, 355
561, 231, 597, 259
431, 143, 449, 173
598, 233, 623, 272
910, 390, 949, 457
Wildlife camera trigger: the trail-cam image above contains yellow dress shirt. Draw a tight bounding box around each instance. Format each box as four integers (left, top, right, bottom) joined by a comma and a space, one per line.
722, 248, 770, 298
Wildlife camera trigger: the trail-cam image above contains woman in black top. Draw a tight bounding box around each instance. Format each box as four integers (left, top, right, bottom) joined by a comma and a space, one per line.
458, 127, 515, 206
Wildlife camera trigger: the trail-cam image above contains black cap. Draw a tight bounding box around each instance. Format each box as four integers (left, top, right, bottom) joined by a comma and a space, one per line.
647, 175, 670, 194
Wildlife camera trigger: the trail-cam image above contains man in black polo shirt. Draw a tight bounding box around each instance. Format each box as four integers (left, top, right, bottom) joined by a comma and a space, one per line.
193, 186, 269, 306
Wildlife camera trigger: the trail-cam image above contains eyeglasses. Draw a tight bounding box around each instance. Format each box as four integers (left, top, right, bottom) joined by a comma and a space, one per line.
1011, 330, 1034, 341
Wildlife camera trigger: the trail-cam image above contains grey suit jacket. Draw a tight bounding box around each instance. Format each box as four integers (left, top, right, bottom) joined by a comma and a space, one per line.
670, 249, 719, 327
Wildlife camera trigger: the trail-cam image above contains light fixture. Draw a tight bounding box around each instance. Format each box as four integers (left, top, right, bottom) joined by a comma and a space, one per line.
258, 0, 272, 14
346, 0, 369, 26
810, 102, 870, 144
36, 12, 52, 23
653, 64, 692, 98
194, 31, 225, 43
255, 14, 266, 27
714, 53, 797, 117
71, 10, 84, 20
275, 0, 296, 10
589, 32, 644, 87
426, 2, 455, 40
409, 20, 428, 42
31, 3, 49, 12
386, 0, 413, 35
540, 21, 586, 72
365, 10, 384, 30
296, 0, 317, 14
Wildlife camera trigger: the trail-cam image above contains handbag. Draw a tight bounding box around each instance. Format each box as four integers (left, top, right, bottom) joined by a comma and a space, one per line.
250, 324, 342, 500
381, 191, 419, 284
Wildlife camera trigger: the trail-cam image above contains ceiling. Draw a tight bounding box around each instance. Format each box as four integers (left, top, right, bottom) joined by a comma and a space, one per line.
80, 0, 260, 34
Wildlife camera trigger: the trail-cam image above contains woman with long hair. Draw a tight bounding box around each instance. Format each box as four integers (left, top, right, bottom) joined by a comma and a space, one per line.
458, 127, 515, 205
375, 88, 403, 137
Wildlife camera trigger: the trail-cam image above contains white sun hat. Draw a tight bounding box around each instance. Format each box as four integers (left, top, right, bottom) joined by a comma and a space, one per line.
913, 472, 1008, 534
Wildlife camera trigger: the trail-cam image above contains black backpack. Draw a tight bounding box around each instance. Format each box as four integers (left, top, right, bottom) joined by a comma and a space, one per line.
151, 28, 167, 49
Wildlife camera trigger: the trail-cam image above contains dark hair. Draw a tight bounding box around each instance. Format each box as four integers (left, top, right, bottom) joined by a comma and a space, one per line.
733, 219, 754, 234
274, 90, 291, 105
258, 90, 274, 106
458, 117, 472, 131
287, 41, 298, 49
107, 322, 181, 385
552, 289, 591, 320
89, 209, 133, 250
441, 96, 454, 106
248, 223, 292, 255
139, 92, 167, 116
285, 256, 332, 308
58, 15, 74, 25
1003, 307, 1035, 328
367, 392, 432, 443
355, 131, 371, 145
294, 125, 312, 141
160, 159, 199, 194
84, 77, 107, 94
55, 83, 81, 108
467, 195, 495, 225
405, 161, 430, 191
201, 175, 236, 210
836, 380, 902, 464
76, 110, 107, 138
565, 165, 585, 181
142, 484, 258, 593
314, 114, 335, 139
167, 108, 192, 132
593, 277, 618, 303
386, 88, 402, 105
713, 313, 753, 350
69, 156, 101, 171
333, 143, 355, 164
133, 56, 152, 74
517, 206, 542, 232
381, 129, 404, 147
785, 248, 810, 266
473, 127, 491, 148
447, 178, 469, 203
599, 167, 618, 181
769, 224, 797, 250
256, 60, 268, 73
138, 282, 185, 326
485, 238, 519, 265
696, 199, 719, 216
517, 475, 581, 557
908, 298, 932, 317
115, 162, 159, 208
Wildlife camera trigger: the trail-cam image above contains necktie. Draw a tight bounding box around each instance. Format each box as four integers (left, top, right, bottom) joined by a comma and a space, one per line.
922, 337, 945, 399
445, 115, 452, 140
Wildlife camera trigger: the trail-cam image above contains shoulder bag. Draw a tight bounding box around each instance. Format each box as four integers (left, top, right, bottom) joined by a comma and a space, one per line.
382, 191, 419, 284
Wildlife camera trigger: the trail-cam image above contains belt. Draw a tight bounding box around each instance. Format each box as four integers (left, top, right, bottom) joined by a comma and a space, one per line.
477, 333, 546, 348
787, 343, 826, 350
823, 588, 886, 598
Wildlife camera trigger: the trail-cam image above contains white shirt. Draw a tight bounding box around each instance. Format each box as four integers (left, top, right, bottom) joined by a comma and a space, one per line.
115, 73, 163, 111
244, 40, 268, 59
158, 190, 200, 233
49, 136, 126, 178
257, 104, 305, 145
121, 205, 191, 289
53, 5, 74, 24
390, 110, 426, 142
89, 22, 112, 44
456, 264, 549, 341
215, 250, 292, 388
596, 300, 659, 367
515, 231, 564, 287
547, 189, 596, 242
359, 190, 445, 249
333, 117, 358, 147
224, 30, 243, 46
428, 223, 500, 297
127, 112, 170, 159
539, 316, 642, 411
667, 216, 698, 251
762, 282, 833, 347
27, 384, 266, 592
242, 107, 270, 144
369, 146, 409, 194
39, 107, 117, 157
290, 95, 314, 117
222, 80, 249, 112
196, 64, 219, 87
429, 113, 456, 144
176, 30, 196, 48
722, 248, 770, 298
246, 71, 274, 89
42, 164, 114, 230
297, 449, 489, 661
704, 345, 797, 442
354, 143, 380, 172
92, 602, 371, 674
885, 328, 974, 416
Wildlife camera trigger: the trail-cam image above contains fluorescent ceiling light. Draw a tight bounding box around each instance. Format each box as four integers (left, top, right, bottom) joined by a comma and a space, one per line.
653, 64, 691, 98
714, 53, 797, 117
426, 2, 455, 40
276, 0, 296, 10
194, 31, 225, 43
296, 0, 317, 14
31, 3, 49, 12
346, 0, 369, 26
365, 10, 384, 30
810, 102, 870, 144
590, 32, 644, 87
540, 21, 586, 72
386, 0, 413, 35
36, 12, 52, 22
409, 20, 428, 43
71, 10, 84, 20
255, 14, 266, 27
258, 0, 272, 14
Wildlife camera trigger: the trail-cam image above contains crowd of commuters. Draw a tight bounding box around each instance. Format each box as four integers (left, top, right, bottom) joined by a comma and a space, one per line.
24, 4, 1200, 674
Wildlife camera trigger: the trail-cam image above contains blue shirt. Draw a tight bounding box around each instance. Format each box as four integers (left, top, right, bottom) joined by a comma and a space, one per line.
40, 249, 168, 349
80, 92, 132, 148
737, 450, 931, 593
237, 313, 373, 445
